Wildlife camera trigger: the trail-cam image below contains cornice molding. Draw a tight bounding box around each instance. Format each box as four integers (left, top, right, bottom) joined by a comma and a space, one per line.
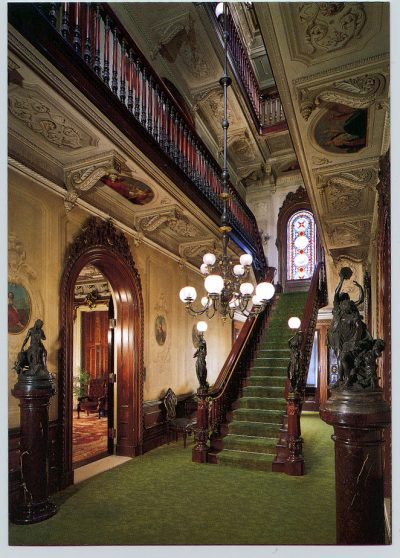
8, 157, 203, 276
292, 53, 389, 87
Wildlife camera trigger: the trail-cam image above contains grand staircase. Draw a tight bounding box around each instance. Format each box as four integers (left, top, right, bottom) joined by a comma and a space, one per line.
216, 292, 308, 471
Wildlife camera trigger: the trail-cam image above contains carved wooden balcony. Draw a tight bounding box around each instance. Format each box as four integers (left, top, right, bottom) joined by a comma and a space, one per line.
9, 2, 267, 278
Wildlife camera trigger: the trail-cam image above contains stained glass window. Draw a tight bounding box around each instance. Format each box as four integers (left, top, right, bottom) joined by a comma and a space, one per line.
287, 210, 316, 280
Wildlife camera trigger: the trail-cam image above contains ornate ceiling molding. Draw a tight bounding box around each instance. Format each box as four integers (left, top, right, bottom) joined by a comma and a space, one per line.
318, 167, 379, 192
151, 12, 210, 79
299, 73, 386, 121
63, 151, 129, 211
299, 3, 366, 55
178, 239, 217, 261
134, 205, 199, 238
330, 246, 369, 264
8, 84, 96, 150
327, 220, 371, 247
281, 3, 387, 66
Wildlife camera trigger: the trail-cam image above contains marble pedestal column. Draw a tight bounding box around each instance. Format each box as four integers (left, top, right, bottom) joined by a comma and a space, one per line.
320, 389, 390, 545
11, 374, 57, 524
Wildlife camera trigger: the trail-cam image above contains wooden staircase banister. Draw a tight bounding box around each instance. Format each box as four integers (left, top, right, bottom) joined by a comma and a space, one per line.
273, 256, 328, 475
207, 267, 276, 444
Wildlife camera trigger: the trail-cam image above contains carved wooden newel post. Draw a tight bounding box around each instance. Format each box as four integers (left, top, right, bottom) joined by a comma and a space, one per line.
320, 267, 390, 544
286, 394, 304, 475
192, 386, 210, 463
11, 320, 57, 524
284, 328, 305, 475
192, 324, 210, 463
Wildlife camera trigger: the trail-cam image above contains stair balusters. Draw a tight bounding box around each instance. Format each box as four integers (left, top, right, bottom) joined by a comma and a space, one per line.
33, 2, 267, 277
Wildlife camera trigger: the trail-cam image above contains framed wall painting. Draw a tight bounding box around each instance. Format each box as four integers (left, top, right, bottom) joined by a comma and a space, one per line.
155, 315, 167, 346
8, 282, 31, 334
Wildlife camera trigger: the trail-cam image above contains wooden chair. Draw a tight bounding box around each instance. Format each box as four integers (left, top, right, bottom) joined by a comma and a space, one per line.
163, 388, 197, 448
77, 378, 107, 419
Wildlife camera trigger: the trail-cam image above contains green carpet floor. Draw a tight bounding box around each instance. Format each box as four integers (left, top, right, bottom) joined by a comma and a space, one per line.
9, 413, 336, 546
218, 292, 309, 470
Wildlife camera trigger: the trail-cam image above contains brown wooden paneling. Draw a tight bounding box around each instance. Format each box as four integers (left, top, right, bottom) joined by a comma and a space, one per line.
81, 311, 109, 379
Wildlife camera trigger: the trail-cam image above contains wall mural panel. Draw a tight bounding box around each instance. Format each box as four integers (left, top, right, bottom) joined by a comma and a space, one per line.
101, 175, 155, 205
8, 282, 31, 335
314, 103, 367, 154
155, 315, 167, 346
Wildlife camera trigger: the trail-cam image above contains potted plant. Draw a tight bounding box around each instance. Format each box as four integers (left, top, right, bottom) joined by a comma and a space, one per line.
73, 367, 91, 400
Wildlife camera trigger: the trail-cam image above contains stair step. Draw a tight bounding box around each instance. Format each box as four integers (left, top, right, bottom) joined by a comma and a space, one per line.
246, 375, 285, 387
223, 434, 277, 454
228, 420, 281, 438
254, 357, 289, 367
232, 408, 284, 423
236, 396, 287, 411
251, 366, 287, 376
217, 449, 274, 471
243, 385, 284, 397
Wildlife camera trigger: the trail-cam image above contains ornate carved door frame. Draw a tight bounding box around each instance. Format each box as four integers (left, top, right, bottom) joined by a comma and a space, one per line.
59, 218, 144, 488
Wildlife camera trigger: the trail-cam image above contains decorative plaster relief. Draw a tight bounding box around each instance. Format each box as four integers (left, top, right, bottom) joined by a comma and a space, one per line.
8, 86, 95, 150
299, 73, 386, 121
318, 167, 378, 214
265, 132, 293, 154
64, 152, 129, 211
195, 87, 236, 128
8, 235, 44, 372
179, 240, 217, 261
281, 2, 383, 65
152, 13, 210, 79
136, 206, 199, 238
299, 3, 366, 54
229, 131, 256, 164
328, 220, 371, 246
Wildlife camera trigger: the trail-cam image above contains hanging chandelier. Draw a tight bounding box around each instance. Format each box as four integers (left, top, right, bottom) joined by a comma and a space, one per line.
179, 2, 275, 320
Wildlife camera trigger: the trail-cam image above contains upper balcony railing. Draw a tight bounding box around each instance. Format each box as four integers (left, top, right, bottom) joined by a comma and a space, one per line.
206, 2, 287, 135
11, 3, 267, 277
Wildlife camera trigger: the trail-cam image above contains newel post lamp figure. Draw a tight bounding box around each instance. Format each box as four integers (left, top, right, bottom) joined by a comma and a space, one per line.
178, 1, 275, 323
11, 319, 57, 524
192, 321, 210, 463
285, 316, 305, 476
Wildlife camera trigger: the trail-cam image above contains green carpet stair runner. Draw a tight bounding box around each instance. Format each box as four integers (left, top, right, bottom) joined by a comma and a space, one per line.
217, 292, 308, 471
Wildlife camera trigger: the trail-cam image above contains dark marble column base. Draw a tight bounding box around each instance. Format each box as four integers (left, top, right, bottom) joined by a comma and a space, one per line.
320, 388, 390, 545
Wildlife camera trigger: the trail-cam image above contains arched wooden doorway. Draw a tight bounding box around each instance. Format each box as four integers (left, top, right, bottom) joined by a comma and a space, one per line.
59, 217, 144, 488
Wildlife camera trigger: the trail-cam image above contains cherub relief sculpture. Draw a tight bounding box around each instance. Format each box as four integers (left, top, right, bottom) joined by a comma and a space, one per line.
327, 268, 385, 390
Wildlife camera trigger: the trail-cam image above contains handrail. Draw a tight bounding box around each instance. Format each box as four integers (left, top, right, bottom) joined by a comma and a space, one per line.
205, 3, 287, 134
273, 256, 327, 475
13, 2, 267, 276
285, 259, 327, 398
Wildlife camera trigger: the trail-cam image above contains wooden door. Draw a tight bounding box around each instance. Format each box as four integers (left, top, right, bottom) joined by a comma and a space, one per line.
81, 311, 109, 379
